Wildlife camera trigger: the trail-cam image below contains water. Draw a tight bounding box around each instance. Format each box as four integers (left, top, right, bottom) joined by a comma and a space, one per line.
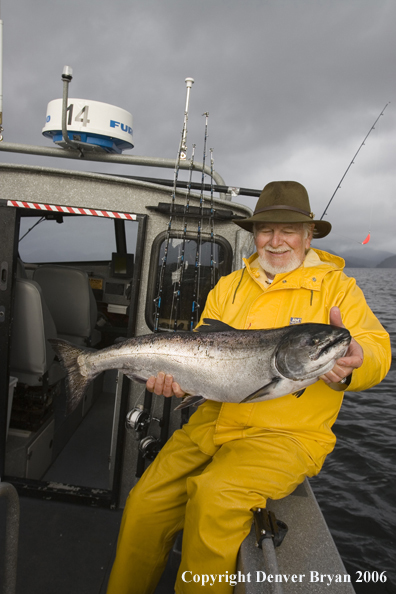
310, 268, 396, 594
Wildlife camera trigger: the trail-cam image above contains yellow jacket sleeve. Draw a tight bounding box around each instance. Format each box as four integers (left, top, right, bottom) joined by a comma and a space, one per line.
322, 272, 391, 392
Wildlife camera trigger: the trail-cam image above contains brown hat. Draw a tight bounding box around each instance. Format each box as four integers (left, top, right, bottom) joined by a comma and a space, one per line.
234, 181, 331, 238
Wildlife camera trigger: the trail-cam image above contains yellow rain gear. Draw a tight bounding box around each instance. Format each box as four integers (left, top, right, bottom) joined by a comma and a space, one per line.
107, 249, 391, 594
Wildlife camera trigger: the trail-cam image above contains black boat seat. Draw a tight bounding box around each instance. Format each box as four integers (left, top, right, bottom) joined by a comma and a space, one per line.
10, 278, 62, 387
33, 265, 100, 347
16, 258, 28, 279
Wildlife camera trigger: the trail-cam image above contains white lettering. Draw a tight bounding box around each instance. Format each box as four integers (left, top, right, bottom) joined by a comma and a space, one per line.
257, 571, 266, 582
182, 571, 192, 583
310, 571, 319, 582
310, 572, 350, 585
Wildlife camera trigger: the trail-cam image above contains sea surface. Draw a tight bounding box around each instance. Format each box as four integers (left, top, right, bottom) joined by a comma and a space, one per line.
309, 268, 396, 594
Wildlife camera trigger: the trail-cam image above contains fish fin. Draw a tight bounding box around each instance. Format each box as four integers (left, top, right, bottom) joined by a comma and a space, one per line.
48, 338, 93, 414
123, 372, 148, 385
196, 318, 237, 333
174, 395, 207, 410
240, 378, 281, 403
292, 388, 306, 398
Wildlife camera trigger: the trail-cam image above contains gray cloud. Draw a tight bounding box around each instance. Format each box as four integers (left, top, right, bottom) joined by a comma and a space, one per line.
1, 0, 395, 255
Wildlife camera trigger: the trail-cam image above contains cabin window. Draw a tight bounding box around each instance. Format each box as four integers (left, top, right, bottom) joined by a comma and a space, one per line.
146, 232, 232, 331
18, 215, 139, 263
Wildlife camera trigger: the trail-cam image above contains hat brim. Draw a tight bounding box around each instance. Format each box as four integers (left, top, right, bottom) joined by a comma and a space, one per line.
233, 212, 332, 239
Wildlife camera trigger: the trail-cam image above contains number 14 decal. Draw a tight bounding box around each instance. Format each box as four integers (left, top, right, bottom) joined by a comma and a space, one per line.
66, 104, 90, 126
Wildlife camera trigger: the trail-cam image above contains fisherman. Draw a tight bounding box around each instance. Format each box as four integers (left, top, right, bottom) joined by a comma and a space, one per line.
107, 181, 391, 594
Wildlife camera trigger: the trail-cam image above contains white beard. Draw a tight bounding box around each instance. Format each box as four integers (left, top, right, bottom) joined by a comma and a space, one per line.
257, 249, 304, 277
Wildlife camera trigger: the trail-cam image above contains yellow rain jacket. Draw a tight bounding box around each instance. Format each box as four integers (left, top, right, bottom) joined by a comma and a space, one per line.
184, 248, 391, 469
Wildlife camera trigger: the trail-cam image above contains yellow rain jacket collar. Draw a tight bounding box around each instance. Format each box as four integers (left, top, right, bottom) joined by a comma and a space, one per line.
244, 248, 345, 294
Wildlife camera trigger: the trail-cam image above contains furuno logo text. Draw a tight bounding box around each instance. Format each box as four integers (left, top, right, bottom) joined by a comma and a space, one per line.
109, 120, 133, 135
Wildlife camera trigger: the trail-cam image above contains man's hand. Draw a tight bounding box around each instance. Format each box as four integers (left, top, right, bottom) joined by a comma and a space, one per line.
320, 307, 364, 386
146, 372, 186, 398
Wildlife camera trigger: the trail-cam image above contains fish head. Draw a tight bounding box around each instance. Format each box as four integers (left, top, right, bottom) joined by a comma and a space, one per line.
274, 323, 352, 380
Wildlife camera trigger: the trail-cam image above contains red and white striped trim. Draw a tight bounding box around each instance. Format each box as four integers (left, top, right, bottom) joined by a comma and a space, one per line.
7, 200, 137, 220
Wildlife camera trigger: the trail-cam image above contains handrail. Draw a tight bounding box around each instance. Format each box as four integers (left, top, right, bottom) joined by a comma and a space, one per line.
0, 142, 226, 187
0, 482, 19, 594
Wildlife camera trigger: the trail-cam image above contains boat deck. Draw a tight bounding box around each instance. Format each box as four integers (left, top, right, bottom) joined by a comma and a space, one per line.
0, 496, 180, 594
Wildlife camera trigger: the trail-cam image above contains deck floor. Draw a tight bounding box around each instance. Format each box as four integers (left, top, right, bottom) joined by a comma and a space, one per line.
0, 496, 177, 594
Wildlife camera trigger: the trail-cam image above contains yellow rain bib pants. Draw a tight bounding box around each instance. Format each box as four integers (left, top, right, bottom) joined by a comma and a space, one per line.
107, 404, 319, 594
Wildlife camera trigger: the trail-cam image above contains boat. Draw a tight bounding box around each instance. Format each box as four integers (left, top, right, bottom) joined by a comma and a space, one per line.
0, 67, 355, 593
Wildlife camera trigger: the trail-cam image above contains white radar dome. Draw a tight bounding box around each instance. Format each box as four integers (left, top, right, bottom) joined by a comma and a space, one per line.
42, 98, 134, 154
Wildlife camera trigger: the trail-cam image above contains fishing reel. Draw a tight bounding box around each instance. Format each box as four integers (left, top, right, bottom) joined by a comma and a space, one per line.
126, 406, 161, 439
125, 406, 151, 435
138, 435, 161, 461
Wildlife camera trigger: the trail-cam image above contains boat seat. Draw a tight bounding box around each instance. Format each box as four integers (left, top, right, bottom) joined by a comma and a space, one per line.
33, 265, 100, 347
10, 278, 61, 387
16, 258, 29, 279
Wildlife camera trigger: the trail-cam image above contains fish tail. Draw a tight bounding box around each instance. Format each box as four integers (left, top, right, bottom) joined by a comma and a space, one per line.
49, 338, 94, 414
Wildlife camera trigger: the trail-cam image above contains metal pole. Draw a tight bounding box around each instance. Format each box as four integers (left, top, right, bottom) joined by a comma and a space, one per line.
260, 539, 284, 594
61, 66, 80, 153
0, 142, 226, 186
0, 482, 20, 594
254, 508, 287, 594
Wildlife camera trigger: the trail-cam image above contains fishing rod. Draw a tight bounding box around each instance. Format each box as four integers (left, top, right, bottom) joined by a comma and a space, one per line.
209, 148, 217, 289
320, 102, 390, 220
190, 112, 209, 330
110, 174, 263, 198
172, 143, 196, 331
153, 77, 194, 332
134, 79, 195, 474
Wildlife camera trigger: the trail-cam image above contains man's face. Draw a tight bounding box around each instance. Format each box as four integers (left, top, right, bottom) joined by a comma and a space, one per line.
254, 222, 313, 279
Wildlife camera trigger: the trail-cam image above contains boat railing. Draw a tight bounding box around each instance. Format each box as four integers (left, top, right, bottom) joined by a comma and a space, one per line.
0, 141, 226, 186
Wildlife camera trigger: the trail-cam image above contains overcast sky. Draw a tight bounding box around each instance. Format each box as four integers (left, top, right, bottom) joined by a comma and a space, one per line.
1, 0, 395, 257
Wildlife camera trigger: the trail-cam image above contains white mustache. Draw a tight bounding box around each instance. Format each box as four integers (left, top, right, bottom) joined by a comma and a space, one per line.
264, 247, 292, 254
